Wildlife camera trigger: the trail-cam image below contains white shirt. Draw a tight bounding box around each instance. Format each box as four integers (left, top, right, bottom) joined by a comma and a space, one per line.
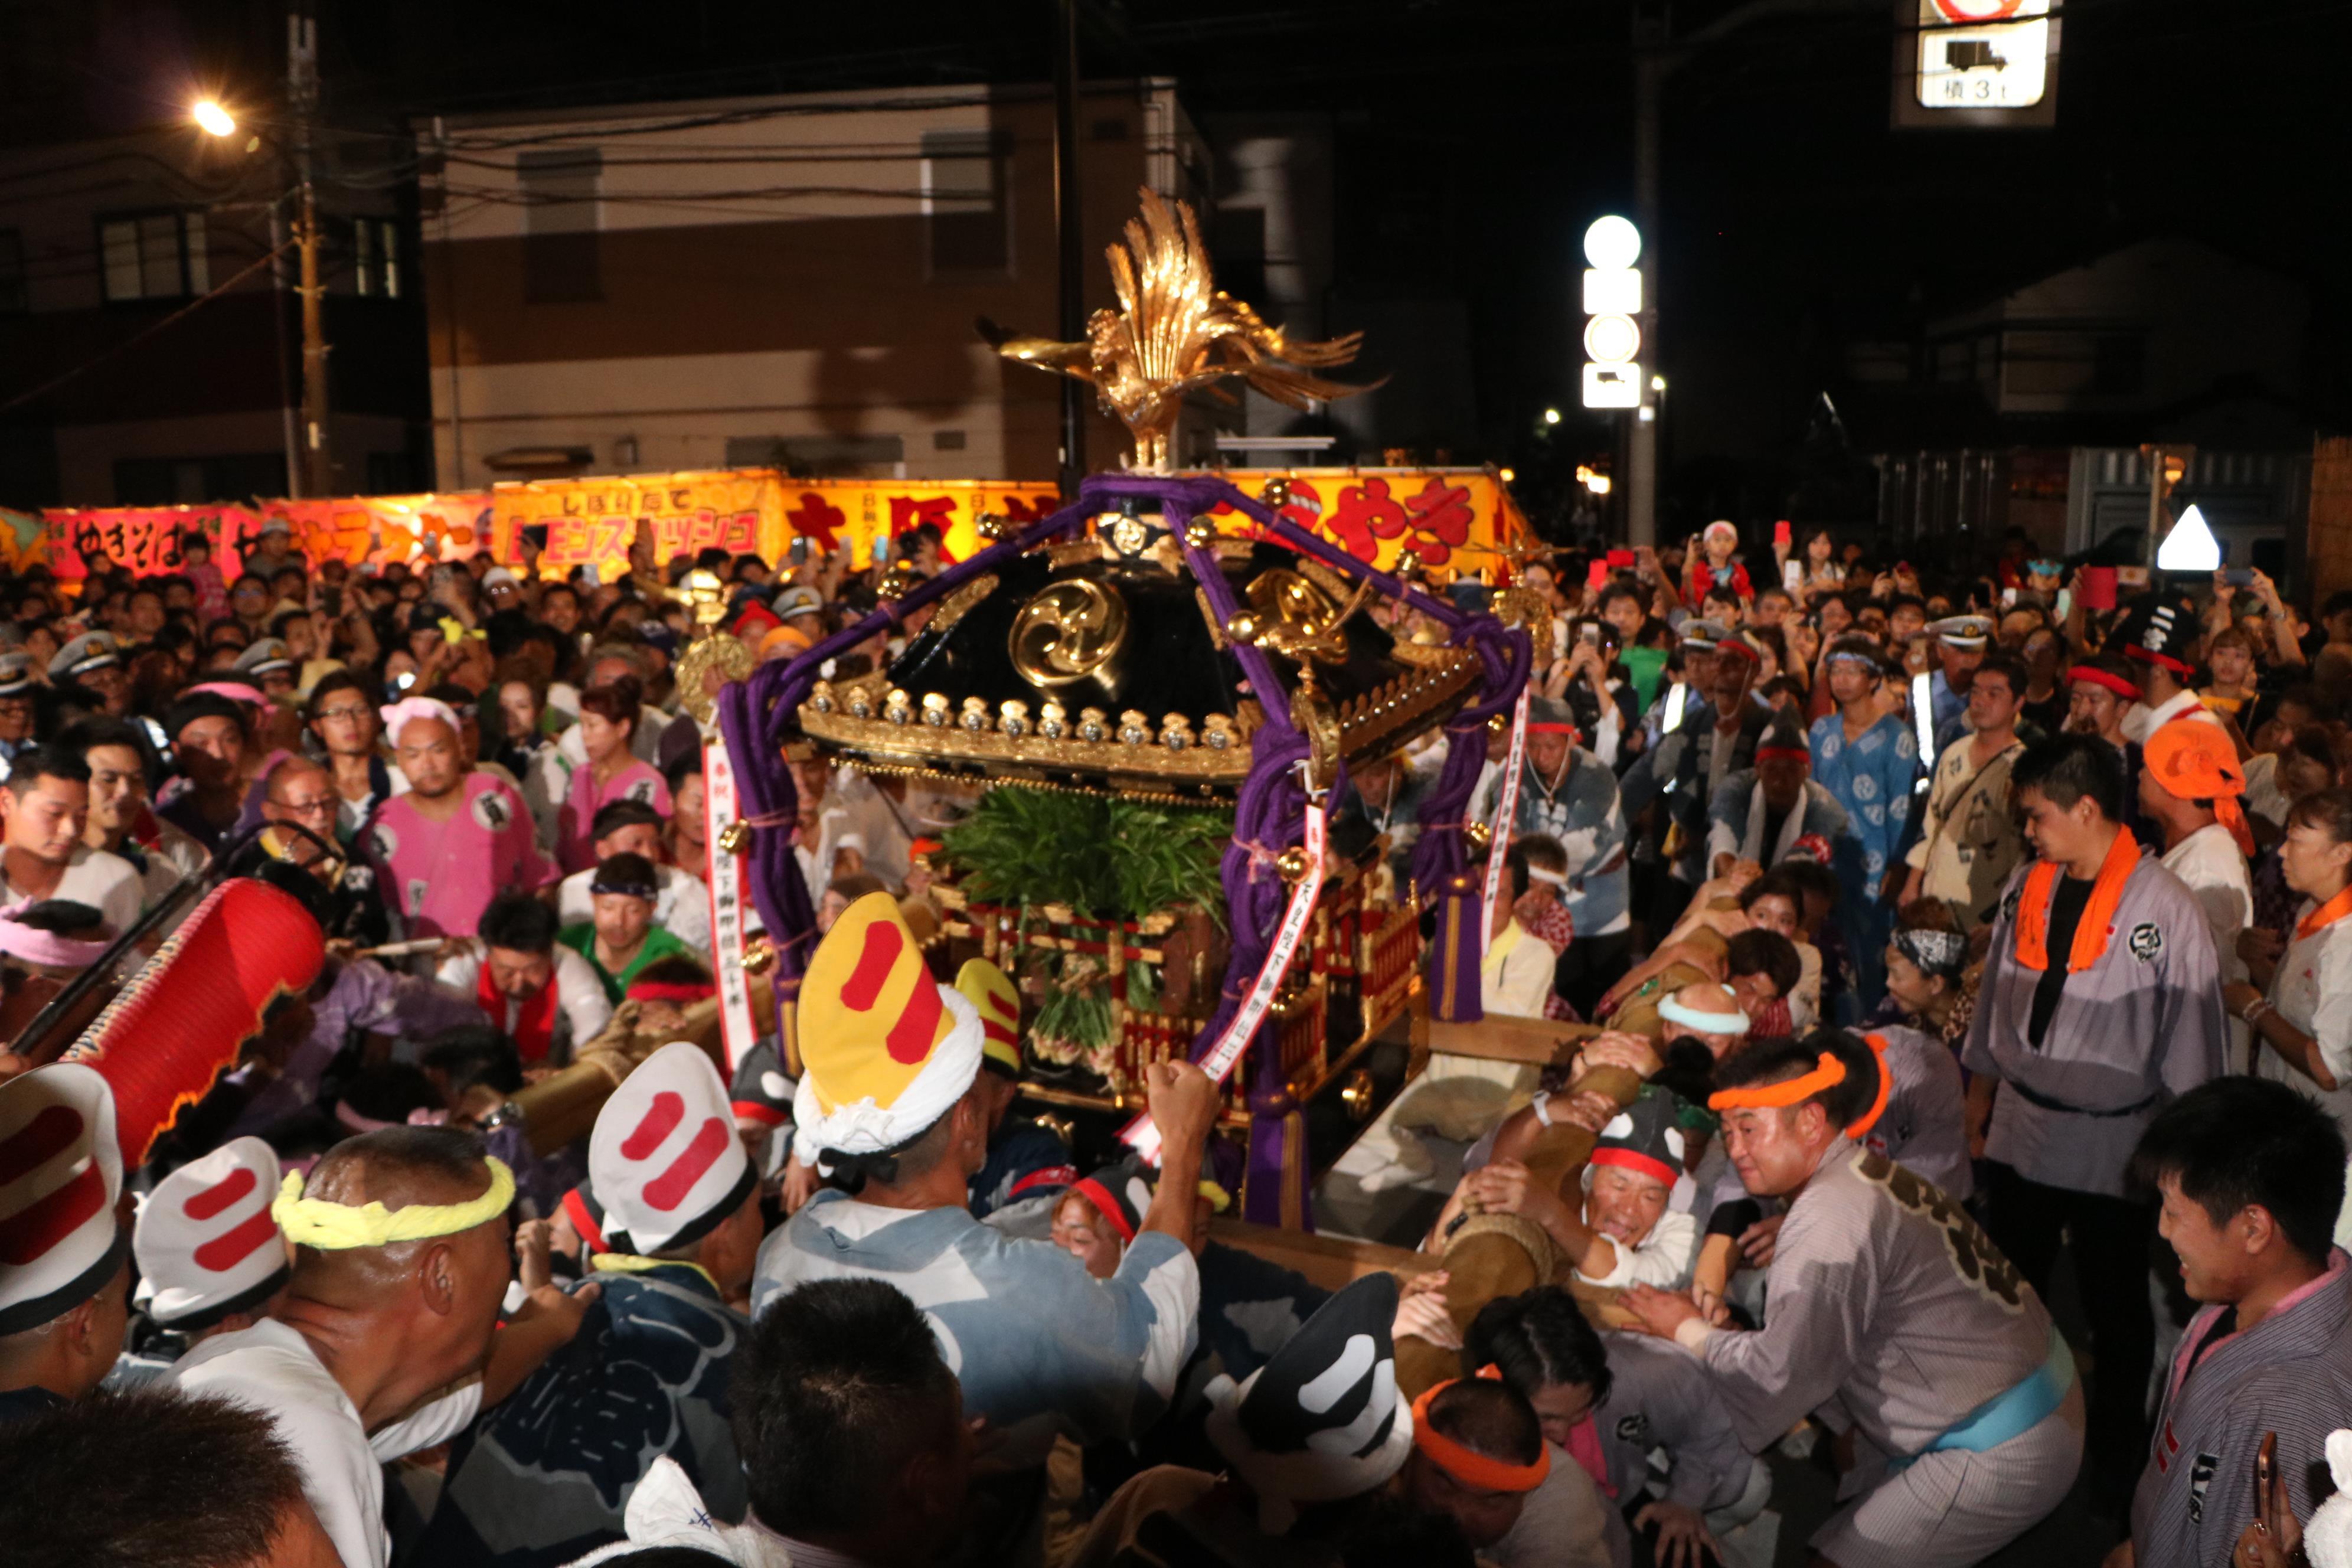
558, 863, 712, 958
168, 1319, 481, 1568
436, 943, 615, 1057
2259, 902, 2352, 1148
2161, 821, 2253, 992
1571, 1191, 1699, 1291
6, 844, 143, 943
1481, 919, 1555, 1018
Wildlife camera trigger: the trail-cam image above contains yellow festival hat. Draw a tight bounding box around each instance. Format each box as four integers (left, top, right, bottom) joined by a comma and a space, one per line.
955, 958, 1024, 1077
794, 892, 983, 1165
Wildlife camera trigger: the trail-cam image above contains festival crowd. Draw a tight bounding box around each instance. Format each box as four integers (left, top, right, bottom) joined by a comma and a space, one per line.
1, 515, 2350, 1568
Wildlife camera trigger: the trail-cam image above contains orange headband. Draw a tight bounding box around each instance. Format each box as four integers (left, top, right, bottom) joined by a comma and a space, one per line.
1410, 1377, 1551, 1494
1709, 1048, 1889, 1141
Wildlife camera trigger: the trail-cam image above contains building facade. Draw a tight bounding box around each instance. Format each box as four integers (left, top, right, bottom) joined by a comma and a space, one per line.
0, 126, 428, 509
417, 81, 1213, 491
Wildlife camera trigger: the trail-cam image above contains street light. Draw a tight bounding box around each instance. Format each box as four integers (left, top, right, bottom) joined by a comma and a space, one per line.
192, 100, 236, 138
1543, 407, 1562, 426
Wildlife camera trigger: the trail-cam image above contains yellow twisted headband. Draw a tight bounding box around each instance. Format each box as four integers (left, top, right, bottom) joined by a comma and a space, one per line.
273, 1157, 515, 1250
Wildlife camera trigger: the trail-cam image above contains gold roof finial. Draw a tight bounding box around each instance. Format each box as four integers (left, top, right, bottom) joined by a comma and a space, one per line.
979, 188, 1381, 473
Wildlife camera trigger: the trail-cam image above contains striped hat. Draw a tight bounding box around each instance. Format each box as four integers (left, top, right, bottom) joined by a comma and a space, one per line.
560, 1180, 612, 1256
1590, 1090, 1688, 1191
793, 893, 983, 1175
956, 958, 1023, 1078
589, 1042, 754, 1257
133, 1136, 288, 1330
728, 1040, 795, 1129
0, 1064, 126, 1335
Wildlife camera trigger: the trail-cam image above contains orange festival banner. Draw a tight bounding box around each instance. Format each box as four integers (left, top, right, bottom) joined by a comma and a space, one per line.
30, 466, 1524, 584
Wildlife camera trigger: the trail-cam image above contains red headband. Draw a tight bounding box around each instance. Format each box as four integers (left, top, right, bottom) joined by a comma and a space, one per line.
2067, 666, 2142, 701
2124, 645, 2196, 678
730, 1097, 789, 1128
1713, 639, 1760, 665
1753, 746, 1809, 765
626, 979, 716, 1004
1526, 722, 1578, 736
1410, 1377, 1552, 1494
1067, 1177, 1138, 1244
1590, 1146, 1679, 1190
560, 1187, 607, 1255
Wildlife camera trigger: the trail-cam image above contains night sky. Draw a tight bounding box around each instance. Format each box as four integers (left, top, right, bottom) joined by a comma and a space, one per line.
4, 0, 2346, 529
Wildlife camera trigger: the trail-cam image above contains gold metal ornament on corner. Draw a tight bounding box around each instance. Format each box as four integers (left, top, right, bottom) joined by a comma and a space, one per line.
674, 631, 755, 725
978, 187, 1383, 473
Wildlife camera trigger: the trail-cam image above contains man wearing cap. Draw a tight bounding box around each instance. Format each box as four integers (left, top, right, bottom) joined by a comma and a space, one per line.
234, 637, 300, 704
558, 851, 696, 1004
1448, 1086, 1702, 1293
557, 798, 713, 959
47, 629, 130, 717
364, 695, 554, 940
168, 1126, 580, 1568
0, 743, 141, 942
0, 1064, 133, 1424
423, 1043, 762, 1568
1900, 649, 2030, 927
2115, 593, 2227, 744
0, 651, 37, 773
134, 1137, 293, 1346
246, 515, 299, 579
1916, 615, 1991, 760
1503, 695, 1630, 1015
1625, 1030, 2084, 1568
753, 893, 1218, 1494
958, 956, 1080, 1222
1961, 733, 2228, 1510
161, 689, 254, 853
2140, 719, 2256, 1050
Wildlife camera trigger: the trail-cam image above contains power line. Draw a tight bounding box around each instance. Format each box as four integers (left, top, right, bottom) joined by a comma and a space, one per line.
0, 240, 294, 417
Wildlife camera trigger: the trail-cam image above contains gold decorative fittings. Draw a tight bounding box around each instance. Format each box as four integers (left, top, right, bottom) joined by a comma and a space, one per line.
1076, 707, 1110, 743
883, 689, 913, 724
1243, 567, 1358, 664
1259, 475, 1292, 511
1161, 713, 1195, 750
718, 820, 754, 855
809, 680, 836, 714
1009, 578, 1129, 689
1223, 610, 1262, 646
845, 684, 877, 719
920, 692, 952, 727
877, 563, 925, 602
999, 698, 1032, 737
1391, 548, 1425, 587
1182, 518, 1218, 551
975, 511, 1012, 541
741, 939, 778, 976
959, 696, 991, 732
1203, 713, 1239, 750
1276, 845, 1312, 883
1340, 1068, 1376, 1122
1462, 819, 1494, 852
1117, 710, 1154, 746
680, 568, 730, 629
1107, 515, 1152, 558
1038, 700, 1069, 739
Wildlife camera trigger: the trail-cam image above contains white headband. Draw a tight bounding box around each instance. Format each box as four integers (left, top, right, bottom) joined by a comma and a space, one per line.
1525, 867, 1569, 888
1657, 991, 1749, 1036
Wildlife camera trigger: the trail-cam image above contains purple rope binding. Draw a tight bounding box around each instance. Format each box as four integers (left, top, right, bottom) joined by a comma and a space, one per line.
717, 471, 1530, 1226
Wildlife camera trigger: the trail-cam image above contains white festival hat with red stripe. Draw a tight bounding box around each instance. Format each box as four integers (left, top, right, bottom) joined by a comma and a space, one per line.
133, 1136, 289, 1330
590, 1041, 756, 1257
0, 1063, 126, 1335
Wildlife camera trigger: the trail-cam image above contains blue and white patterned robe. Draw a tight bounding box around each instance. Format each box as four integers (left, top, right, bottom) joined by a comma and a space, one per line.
751, 1189, 1197, 1466
1807, 711, 1919, 886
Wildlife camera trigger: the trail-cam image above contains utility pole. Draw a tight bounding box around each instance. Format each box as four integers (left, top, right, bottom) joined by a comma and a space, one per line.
290, 10, 331, 498
1051, 0, 1086, 496
1628, 5, 1667, 548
